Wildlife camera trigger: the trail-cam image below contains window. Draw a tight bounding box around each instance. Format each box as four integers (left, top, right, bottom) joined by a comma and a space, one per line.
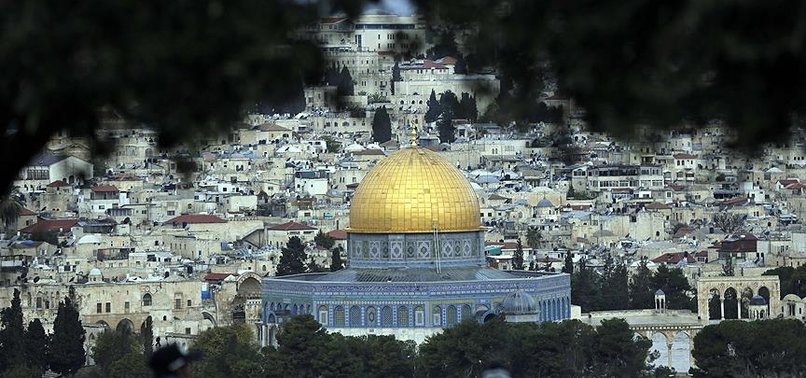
397, 306, 409, 326
185, 328, 191, 335
96, 303, 102, 313
143, 293, 152, 306
124, 301, 130, 313
319, 305, 328, 325
175, 299, 182, 310
187, 299, 192, 307
334, 306, 345, 327
349, 306, 361, 327
415, 306, 425, 326
432, 305, 442, 326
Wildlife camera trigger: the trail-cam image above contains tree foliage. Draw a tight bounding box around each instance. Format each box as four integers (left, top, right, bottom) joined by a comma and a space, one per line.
337, 66, 355, 97
190, 324, 264, 377
277, 236, 306, 276
49, 289, 86, 376
764, 265, 806, 299
419, 317, 651, 378
414, 0, 806, 152
330, 246, 345, 272
92, 330, 149, 378
692, 319, 806, 377
424, 89, 442, 123
24, 319, 49, 374
438, 91, 459, 143
0, 289, 25, 374
371, 106, 392, 143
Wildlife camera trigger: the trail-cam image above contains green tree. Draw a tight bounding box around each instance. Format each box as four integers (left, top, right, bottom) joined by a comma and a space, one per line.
591, 318, 652, 377
459, 92, 478, 122
49, 287, 86, 377
692, 319, 806, 377
571, 257, 600, 312
344, 335, 416, 377
141, 316, 154, 358
190, 324, 264, 377
424, 89, 442, 123
0, 289, 25, 374
330, 246, 345, 272
629, 257, 655, 309
24, 318, 49, 374
600, 256, 629, 311
337, 66, 355, 96
651, 265, 696, 311
371, 106, 392, 143
437, 91, 459, 143
275, 315, 332, 378
512, 238, 524, 270
313, 231, 334, 250
277, 236, 306, 276
92, 330, 148, 377
763, 265, 806, 299
418, 317, 511, 377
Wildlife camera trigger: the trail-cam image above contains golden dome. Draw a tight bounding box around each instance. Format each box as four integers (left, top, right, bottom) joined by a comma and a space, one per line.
349, 147, 481, 233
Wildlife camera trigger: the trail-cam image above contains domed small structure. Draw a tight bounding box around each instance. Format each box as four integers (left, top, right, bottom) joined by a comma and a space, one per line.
88, 267, 103, 283
501, 290, 538, 315
750, 295, 767, 306
536, 198, 555, 208
750, 295, 768, 320
499, 290, 541, 323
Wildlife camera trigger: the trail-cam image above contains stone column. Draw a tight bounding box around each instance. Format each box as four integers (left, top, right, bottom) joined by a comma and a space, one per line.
720, 299, 725, 320
737, 300, 742, 320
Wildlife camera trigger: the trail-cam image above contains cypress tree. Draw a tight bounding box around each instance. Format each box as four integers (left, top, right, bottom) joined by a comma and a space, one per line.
0, 289, 25, 373
49, 287, 86, 377
330, 246, 344, 272
337, 66, 354, 96
25, 319, 49, 374
424, 89, 441, 123
372, 106, 392, 143
460, 92, 478, 122
277, 236, 307, 276
513, 239, 524, 270
142, 316, 154, 358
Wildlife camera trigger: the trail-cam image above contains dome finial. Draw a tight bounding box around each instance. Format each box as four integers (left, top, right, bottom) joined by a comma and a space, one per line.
410, 124, 417, 147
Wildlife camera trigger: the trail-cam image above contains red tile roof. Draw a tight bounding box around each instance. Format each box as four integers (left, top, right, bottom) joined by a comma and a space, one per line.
268, 221, 317, 231
47, 180, 69, 188
652, 252, 696, 264
164, 214, 227, 225
91, 185, 119, 193
19, 207, 36, 216
672, 153, 698, 159
20, 218, 79, 234
327, 229, 347, 240
204, 272, 236, 282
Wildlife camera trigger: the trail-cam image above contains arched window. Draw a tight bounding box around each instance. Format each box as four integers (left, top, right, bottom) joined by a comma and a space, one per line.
349, 306, 361, 327
397, 306, 409, 326
381, 306, 393, 327
415, 306, 425, 326
447, 305, 458, 326
461, 304, 472, 322
334, 306, 345, 327
432, 305, 442, 326
318, 305, 328, 325
143, 293, 152, 306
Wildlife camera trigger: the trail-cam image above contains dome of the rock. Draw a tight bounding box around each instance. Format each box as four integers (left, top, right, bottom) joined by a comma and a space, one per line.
349, 147, 481, 233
